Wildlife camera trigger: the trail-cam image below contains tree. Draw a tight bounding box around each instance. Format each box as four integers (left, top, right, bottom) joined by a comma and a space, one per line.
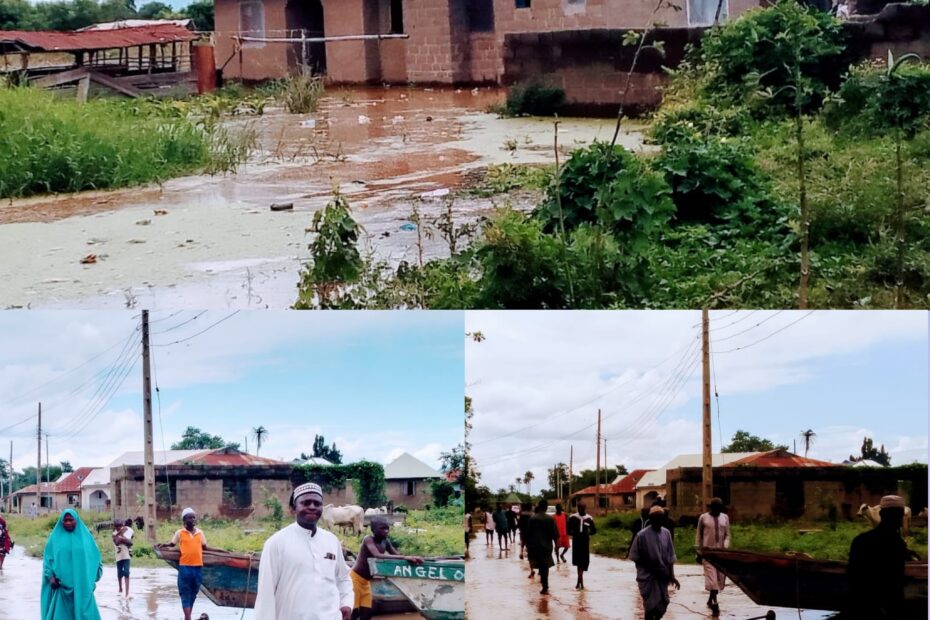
440, 444, 465, 484
546, 463, 569, 500
171, 426, 231, 450
849, 436, 892, 466
523, 470, 535, 497
252, 426, 269, 456
137, 0, 172, 18
722, 430, 787, 453
800, 429, 817, 458
430, 479, 455, 507
615, 464, 629, 477
181, 0, 213, 30
60, 461, 73, 473
311, 434, 343, 464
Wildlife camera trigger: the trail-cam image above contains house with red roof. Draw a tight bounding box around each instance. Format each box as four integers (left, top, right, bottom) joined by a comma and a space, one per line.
7, 467, 97, 515
569, 469, 654, 511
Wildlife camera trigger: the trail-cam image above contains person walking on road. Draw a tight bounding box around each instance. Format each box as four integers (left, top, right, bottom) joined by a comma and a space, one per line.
525, 500, 558, 595
568, 502, 596, 590
695, 498, 730, 616
629, 505, 680, 620
552, 504, 570, 564
484, 507, 495, 546
493, 504, 510, 552
41, 509, 103, 620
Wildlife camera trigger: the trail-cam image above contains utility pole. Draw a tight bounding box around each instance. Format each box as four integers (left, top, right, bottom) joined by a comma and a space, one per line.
595, 409, 602, 515
142, 310, 157, 542
36, 402, 41, 517
45, 433, 50, 510
702, 308, 713, 510
7, 441, 11, 512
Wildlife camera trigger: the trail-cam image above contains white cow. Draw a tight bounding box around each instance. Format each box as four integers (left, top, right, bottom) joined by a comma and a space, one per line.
322, 504, 364, 536
858, 503, 911, 535
364, 506, 388, 517
919, 507, 928, 520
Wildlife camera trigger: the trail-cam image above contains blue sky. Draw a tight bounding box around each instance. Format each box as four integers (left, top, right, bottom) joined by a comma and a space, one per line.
466, 311, 928, 492
0, 311, 464, 471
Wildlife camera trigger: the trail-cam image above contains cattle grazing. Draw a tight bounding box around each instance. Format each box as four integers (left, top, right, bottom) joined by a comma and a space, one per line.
321, 504, 364, 536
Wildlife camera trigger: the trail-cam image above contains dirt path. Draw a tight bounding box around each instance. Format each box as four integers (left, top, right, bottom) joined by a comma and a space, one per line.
464, 534, 834, 620
0, 87, 641, 309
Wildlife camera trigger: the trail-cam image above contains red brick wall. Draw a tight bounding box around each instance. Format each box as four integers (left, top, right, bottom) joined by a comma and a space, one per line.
405, 0, 458, 83
468, 32, 500, 83
322, 0, 375, 83
215, 0, 290, 80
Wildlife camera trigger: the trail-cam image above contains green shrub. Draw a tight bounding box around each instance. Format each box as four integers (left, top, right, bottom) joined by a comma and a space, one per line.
697, 1, 850, 117
278, 74, 325, 114
505, 83, 565, 116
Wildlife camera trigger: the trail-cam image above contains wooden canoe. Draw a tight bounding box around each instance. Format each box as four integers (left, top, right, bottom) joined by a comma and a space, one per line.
368, 557, 465, 620
699, 548, 928, 615
153, 544, 416, 614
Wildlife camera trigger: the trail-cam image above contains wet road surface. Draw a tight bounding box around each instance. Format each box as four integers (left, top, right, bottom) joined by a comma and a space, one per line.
465, 535, 834, 620
0, 546, 416, 619
0, 87, 643, 309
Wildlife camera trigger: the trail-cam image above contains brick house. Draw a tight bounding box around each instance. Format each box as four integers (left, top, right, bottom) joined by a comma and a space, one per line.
7, 467, 97, 514
108, 447, 293, 520
570, 468, 653, 511
212, 0, 762, 102
383, 452, 442, 510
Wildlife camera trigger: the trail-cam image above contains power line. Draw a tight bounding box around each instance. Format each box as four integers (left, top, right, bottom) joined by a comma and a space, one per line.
709, 310, 760, 333
470, 330, 700, 448
715, 311, 816, 355
152, 312, 240, 347
712, 310, 785, 344
150, 311, 208, 336
61, 349, 140, 439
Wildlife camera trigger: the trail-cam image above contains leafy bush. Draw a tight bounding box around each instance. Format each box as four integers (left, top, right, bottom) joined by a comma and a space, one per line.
697, 1, 850, 117
292, 461, 387, 508
505, 83, 565, 117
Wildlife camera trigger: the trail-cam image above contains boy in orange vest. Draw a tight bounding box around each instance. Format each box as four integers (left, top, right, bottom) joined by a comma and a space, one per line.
163, 507, 219, 620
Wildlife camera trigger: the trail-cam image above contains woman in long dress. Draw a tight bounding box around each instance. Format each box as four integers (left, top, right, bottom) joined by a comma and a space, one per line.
695, 497, 730, 615
0, 515, 12, 569
552, 504, 570, 563
41, 509, 103, 620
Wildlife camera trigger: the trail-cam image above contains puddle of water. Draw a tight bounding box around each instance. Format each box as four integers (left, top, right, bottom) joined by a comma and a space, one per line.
465, 537, 836, 620
0, 86, 637, 309
0, 546, 417, 619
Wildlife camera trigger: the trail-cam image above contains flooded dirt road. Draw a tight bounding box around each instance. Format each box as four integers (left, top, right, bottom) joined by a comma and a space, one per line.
0, 87, 643, 309
465, 537, 834, 620
0, 546, 417, 619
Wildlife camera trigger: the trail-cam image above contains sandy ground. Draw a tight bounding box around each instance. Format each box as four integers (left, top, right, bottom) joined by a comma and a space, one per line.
0, 87, 645, 309
464, 534, 835, 620
0, 545, 417, 619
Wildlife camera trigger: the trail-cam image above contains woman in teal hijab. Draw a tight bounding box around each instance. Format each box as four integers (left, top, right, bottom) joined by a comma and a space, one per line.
41, 509, 103, 620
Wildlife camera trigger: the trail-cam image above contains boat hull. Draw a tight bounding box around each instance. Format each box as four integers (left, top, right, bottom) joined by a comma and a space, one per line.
153, 545, 415, 614
699, 548, 928, 615
369, 558, 465, 620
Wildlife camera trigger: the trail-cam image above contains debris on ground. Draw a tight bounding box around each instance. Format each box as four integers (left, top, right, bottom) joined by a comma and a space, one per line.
270, 202, 294, 212
357, 115, 370, 125
399, 223, 417, 231
153, 209, 168, 216
136, 219, 151, 226
300, 119, 317, 128
80, 254, 98, 264
420, 188, 450, 199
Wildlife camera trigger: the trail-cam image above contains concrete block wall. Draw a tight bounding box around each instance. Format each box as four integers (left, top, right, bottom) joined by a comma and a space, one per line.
215, 0, 291, 80
405, 0, 460, 83
250, 479, 294, 517
468, 32, 501, 82
177, 479, 225, 516
322, 0, 379, 83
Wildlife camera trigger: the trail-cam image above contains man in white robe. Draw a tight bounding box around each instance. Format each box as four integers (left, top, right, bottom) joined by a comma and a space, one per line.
695, 497, 730, 615
629, 505, 680, 620
254, 482, 353, 620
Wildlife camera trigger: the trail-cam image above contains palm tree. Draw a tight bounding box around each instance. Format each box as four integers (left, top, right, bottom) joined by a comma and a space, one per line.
523, 471, 534, 497
515, 477, 523, 494
800, 429, 816, 458
253, 426, 269, 455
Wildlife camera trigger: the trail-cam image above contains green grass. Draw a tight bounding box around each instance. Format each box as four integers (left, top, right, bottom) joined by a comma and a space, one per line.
591, 514, 929, 564
464, 163, 554, 198
3, 508, 462, 567
0, 86, 252, 200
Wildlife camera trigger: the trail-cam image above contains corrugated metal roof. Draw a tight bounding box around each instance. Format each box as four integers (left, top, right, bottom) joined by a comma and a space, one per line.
183, 448, 288, 466
637, 453, 761, 488
724, 449, 837, 468
384, 452, 441, 479
572, 469, 654, 497
108, 449, 208, 467
0, 24, 196, 53
55, 467, 98, 493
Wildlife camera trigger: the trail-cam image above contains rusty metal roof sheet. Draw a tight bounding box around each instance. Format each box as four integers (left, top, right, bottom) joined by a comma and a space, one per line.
724, 449, 837, 468
183, 448, 289, 466
0, 24, 196, 53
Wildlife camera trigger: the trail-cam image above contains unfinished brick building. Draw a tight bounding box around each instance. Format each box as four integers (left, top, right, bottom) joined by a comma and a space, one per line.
213, 0, 759, 104
109, 447, 293, 520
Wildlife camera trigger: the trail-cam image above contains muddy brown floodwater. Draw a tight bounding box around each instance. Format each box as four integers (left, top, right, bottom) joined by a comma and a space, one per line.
0, 86, 642, 309
0, 546, 417, 619
465, 536, 836, 620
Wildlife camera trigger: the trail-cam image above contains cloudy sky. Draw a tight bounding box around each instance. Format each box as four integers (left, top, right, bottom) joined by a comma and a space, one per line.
0, 311, 464, 473
466, 311, 928, 493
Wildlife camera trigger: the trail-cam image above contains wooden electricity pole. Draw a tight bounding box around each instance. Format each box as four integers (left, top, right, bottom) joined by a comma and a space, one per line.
568, 445, 573, 501
702, 308, 713, 509
595, 409, 602, 515
142, 310, 157, 542
36, 402, 41, 516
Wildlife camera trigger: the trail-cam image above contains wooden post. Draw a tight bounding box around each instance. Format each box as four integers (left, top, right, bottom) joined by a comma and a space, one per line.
595, 409, 601, 515
76, 76, 90, 104
568, 445, 573, 505
142, 311, 157, 541
300, 29, 307, 73
702, 308, 713, 510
